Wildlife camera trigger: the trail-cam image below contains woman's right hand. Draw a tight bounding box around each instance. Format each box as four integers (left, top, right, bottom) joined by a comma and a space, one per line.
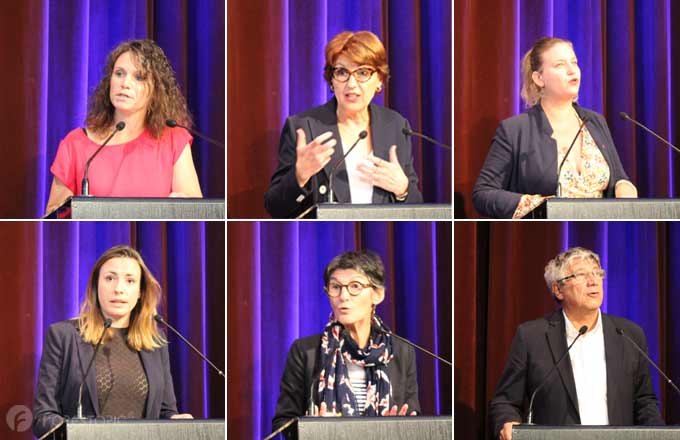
295, 129, 336, 187
500, 421, 520, 440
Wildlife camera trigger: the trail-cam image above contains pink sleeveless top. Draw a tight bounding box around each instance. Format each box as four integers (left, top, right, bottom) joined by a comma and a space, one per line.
50, 127, 192, 197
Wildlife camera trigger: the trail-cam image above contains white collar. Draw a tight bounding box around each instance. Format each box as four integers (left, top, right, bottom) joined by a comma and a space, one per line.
563, 308, 602, 339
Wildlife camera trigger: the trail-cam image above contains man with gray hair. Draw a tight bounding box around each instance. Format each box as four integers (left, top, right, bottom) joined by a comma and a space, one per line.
490, 246, 663, 440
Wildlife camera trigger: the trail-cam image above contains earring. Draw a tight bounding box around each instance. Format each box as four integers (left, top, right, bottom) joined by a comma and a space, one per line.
376, 85, 382, 93
330, 85, 334, 92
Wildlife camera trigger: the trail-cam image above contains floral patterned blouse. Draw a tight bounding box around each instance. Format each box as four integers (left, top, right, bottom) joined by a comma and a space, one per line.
512, 125, 609, 218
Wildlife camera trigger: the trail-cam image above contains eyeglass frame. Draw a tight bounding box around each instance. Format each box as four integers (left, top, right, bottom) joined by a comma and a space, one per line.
324, 280, 376, 297
557, 268, 606, 284
331, 66, 377, 83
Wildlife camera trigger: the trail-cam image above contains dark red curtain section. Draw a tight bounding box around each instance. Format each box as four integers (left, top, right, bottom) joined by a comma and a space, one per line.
454, 222, 680, 439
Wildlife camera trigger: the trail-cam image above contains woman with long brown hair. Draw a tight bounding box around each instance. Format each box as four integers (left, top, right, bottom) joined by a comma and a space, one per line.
32, 245, 192, 438
45, 39, 202, 214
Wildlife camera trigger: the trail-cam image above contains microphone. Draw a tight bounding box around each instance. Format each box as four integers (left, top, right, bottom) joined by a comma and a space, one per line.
372, 315, 452, 367
526, 324, 587, 424
616, 327, 680, 398
327, 130, 368, 203
81, 122, 126, 196
153, 314, 225, 378
165, 119, 225, 149
401, 127, 451, 150
76, 318, 112, 419
619, 112, 680, 155
556, 116, 589, 197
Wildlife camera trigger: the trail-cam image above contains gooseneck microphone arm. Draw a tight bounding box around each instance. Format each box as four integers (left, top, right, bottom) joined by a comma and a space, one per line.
76, 318, 112, 419
154, 314, 225, 378
619, 112, 680, 155
81, 122, 126, 196
616, 328, 680, 398
526, 325, 587, 424
373, 316, 452, 367
556, 116, 589, 198
401, 127, 451, 149
328, 130, 368, 203
165, 119, 225, 149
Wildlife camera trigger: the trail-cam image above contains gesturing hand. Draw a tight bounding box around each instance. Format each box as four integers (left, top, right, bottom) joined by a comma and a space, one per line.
295, 129, 336, 187
356, 145, 408, 197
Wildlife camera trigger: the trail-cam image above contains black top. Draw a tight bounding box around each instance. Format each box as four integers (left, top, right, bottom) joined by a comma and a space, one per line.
96, 327, 149, 418
264, 98, 423, 218
489, 310, 663, 438
473, 103, 631, 218
272, 333, 421, 432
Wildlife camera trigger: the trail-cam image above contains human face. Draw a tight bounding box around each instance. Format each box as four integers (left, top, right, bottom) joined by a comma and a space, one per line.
532, 42, 580, 102
332, 54, 382, 116
553, 258, 604, 315
97, 257, 142, 327
327, 268, 384, 328
109, 51, 153, 118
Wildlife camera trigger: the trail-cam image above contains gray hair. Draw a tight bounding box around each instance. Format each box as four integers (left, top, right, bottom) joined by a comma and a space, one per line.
544, 247, 601, 302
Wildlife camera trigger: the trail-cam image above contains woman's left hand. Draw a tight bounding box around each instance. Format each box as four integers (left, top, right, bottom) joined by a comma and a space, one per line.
170, 413, 194, 419
357, 145, 409, 197
387, 403, 417, 416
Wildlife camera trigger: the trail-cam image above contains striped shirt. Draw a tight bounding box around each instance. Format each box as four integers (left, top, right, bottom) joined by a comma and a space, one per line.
347, 363, 368, 413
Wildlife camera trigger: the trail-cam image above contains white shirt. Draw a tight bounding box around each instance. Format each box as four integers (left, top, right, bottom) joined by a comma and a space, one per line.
564, 309, 609, 425
344, 145, 374, 203
347, 362, 368, 413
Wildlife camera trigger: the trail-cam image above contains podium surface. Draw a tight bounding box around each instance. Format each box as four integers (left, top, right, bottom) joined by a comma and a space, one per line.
513, 425, 680, 440
282, 416, 451, 440
41, 419, 224, 440
49, 196, 225, 219
530, 198, 680, 219
310, 203, 451, 219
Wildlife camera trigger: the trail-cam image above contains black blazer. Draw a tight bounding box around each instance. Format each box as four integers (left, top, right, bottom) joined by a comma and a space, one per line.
489, 310, 663, 438
473, 103, 631, 218
264, 98, 423, 218
271, 333, 421, 432
32, 319, 179, 438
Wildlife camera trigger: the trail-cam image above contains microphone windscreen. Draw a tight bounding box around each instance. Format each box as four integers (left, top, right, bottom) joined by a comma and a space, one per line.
165, 119, 178, 128
402, 127, 412, 136
359, 130, 368, 139
619, 112, 629, 120
115, 121, 126, 131
153, 314, 164, 323
104, 318, 113, 328
616, 327, 624, 335
578, 325, 588, 335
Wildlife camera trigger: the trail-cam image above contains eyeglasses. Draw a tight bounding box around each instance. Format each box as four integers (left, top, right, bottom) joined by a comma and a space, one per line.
558, 268, 606, 284
332, 66, 376, 83
324, 280, 374, 297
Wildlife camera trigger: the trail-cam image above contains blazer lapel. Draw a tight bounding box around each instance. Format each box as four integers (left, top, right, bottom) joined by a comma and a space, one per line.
369, 103, 392, 203
545, 311, 580, 421
76, 336, 100, 416
530, 105, 560, 194
140, 350, 158, 418
602, 314, 624, 424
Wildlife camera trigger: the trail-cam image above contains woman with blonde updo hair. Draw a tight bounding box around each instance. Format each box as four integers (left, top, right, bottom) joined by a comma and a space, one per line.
265, 30, 423, 218
473, 37, 637, 219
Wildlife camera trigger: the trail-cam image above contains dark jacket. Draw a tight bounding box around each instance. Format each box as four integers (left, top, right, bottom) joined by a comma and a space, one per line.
489, 310, 664, 438
473, 103, 631, 218
271, 333, 421, 432
264, 98, 423, 218
32, 319, 179, 438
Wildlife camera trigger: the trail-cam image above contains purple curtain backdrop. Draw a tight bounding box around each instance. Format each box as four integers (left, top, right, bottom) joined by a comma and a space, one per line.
0, 221, 224, 439
227, 221, 452, 439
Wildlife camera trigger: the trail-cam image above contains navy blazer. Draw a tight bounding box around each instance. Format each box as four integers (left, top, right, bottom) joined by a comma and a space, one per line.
489, 310, 663, 438
32, 319, 179, 438
473, 104, 631, 218
264, 98, 423, 218
271, 333, 421, 432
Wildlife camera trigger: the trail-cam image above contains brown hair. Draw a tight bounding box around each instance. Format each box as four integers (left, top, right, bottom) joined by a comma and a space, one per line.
323, 31, 389, 86
520, 37, 574, 107
85, 39, 192, 139
78, 245, 166, 351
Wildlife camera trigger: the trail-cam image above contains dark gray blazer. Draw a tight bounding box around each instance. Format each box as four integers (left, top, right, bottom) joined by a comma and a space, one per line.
32, 319, 179, 438
473, 103, 631, 218
264, 98, 423, 218
489, 310, 663, 438
272, 333, 421, 432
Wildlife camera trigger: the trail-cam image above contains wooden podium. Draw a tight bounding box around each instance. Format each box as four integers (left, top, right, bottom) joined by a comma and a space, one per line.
528, 198, 680, 219
513, 425, 680, 439
46, 197, 225, 219
279, 416, 452, 440
39, 419, 225, 440
306, 203, 451, 219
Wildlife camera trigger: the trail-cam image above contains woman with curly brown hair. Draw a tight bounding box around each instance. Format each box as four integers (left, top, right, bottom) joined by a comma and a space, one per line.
45, 39, 202, 214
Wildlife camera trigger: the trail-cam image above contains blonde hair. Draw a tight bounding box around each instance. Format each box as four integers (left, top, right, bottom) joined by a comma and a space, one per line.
520, 37, 574, 107
78, 245, 166, 351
